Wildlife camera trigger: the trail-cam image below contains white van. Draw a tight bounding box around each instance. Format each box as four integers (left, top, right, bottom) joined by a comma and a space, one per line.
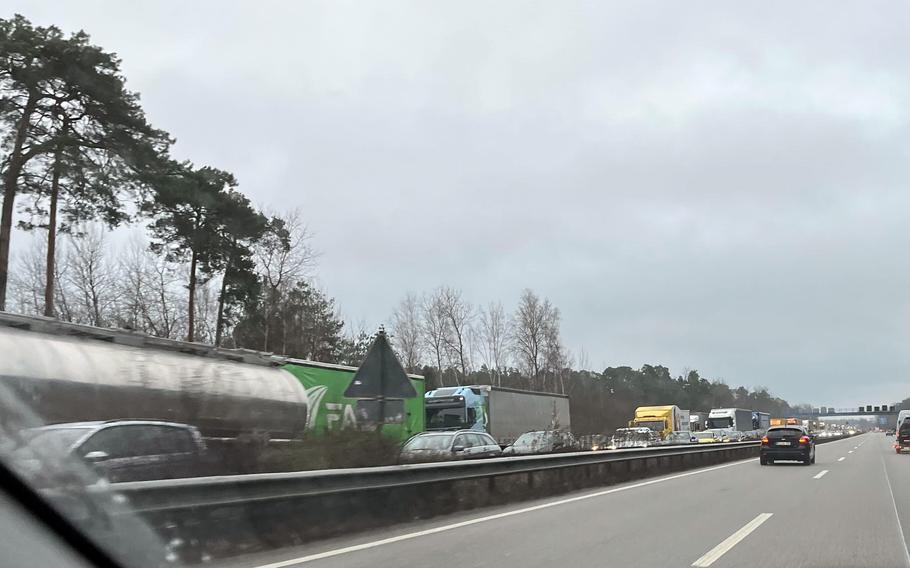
897, 410, 910, 431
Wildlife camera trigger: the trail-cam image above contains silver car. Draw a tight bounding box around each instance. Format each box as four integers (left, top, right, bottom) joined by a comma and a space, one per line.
400, 430, 501, 463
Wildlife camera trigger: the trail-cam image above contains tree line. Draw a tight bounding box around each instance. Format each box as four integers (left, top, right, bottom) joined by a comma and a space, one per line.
1, 15, 809, 434
388, 287, 810, 433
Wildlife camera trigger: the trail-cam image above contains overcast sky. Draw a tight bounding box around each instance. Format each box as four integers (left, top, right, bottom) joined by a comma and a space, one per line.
8, 1, 910, 406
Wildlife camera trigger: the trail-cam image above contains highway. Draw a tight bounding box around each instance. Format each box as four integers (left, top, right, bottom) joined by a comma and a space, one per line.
222, 433, 910, 568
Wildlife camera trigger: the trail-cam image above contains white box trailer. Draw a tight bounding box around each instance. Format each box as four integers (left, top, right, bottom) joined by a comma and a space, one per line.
484, 386, 571, 446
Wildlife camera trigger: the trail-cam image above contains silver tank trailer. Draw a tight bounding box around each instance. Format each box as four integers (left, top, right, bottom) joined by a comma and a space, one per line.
0, 315, 308, 439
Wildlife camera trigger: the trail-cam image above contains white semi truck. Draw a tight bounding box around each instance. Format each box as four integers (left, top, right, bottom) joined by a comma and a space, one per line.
706, 408, 754, 441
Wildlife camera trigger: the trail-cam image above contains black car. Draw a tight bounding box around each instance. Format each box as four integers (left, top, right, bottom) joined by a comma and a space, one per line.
760, 425, 815, 465
19, 419, 207, 482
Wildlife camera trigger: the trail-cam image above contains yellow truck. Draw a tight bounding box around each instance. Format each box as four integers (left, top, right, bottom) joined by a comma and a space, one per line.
629, 405, 689, 441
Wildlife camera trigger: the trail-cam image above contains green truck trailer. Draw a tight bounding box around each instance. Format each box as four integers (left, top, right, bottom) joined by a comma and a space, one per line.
282, 359, 425, 443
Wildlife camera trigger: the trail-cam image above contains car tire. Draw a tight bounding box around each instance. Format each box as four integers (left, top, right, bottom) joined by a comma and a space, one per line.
760, 456, 767, 465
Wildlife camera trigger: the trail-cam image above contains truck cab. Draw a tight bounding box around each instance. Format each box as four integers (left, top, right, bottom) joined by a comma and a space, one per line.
424, 387, 485, 432
629, 405, 689, 442
706, 408, 754, 441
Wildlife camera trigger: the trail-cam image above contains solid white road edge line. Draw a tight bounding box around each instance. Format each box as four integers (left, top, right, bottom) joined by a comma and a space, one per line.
251, 457, 757, 568
691, 513, 773, 567
882, 455, 910, 568
813, 470, 829, 479
838, 457, 846, 462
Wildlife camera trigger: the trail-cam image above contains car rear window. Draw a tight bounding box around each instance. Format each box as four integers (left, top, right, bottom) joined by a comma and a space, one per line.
768, 428, 803, 438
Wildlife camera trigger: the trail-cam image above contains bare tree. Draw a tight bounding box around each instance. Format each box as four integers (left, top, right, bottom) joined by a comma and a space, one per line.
420, 290, 450, 382
479, 301, 511, 386
7, 233, 76, 320
65, 227, 115, 327
541, 305, 568, 393
191, 278, 220, 344
438, 286, 474, 381
390, 292, 423, 372
577, 346, 591, 373
114, 236, 185, 339
512, 289, 556, 390
254, 209, 318, 351
8, 235, 47, 316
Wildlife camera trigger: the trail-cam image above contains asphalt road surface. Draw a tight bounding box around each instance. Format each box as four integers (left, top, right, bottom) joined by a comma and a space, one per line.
228, 433, 910, 568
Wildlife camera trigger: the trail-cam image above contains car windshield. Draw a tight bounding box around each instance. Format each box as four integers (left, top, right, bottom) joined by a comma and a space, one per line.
768, 428, 804, 438
706, 417, 734, 429
425, 407, 469, 429
513, 432, 548, 447
634, 421, 665, 432
1, 5, 909, 568
404, 435, 452, 451
16, 427, 92, 457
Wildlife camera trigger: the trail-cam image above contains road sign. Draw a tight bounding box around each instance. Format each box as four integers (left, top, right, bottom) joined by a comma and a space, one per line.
344, 330, 416, 398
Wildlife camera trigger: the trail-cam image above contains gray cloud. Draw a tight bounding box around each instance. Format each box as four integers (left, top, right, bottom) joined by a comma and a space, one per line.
8, 1, 910, 405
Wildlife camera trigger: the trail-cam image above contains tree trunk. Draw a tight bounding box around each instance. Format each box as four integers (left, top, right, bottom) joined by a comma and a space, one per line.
0, 95, 37, 311
262, 287, 274, 352
0, 169, 19, 312
215, 270, 228, 347
43, 150, 62, 317
187, 250, 198, 342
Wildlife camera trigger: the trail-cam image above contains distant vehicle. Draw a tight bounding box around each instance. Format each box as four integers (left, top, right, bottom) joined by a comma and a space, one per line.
589, 434, 610, 451
752, 411, 771, 436
665, 431, 697, 445
629, 405, 689, 441
896, 419, 910, 454
897, 410, 910, 432
502, 430, 578, 455
818, 430, 841, 438
610, 427, 659, 449
885, 429, 895, 436
399, 430, 501, 462
693, 431, 721, 444
760, 425, 815, 465
706, 408, 753, 441
689, 411, 709, 432
424, 385, 570, 446
17, 420, 207, 482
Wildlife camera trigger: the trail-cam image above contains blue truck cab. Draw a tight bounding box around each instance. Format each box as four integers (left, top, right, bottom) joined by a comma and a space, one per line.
424, 386, 487, 432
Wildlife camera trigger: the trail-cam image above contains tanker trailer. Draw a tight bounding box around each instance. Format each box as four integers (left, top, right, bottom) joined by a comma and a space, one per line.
0, 312, 309, 440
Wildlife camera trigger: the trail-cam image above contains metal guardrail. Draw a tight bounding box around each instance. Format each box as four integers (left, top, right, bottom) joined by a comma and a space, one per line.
89, 434, 859, 559
101, 441, 760, 513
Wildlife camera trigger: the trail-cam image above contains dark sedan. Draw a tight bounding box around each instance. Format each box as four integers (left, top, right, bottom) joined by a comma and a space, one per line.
760, 425, 815, 465
18, 419, 207, 482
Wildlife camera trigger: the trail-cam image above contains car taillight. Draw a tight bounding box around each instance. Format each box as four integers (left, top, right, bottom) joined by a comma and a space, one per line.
799, 436, 810, 444
761, 436, 769, 445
